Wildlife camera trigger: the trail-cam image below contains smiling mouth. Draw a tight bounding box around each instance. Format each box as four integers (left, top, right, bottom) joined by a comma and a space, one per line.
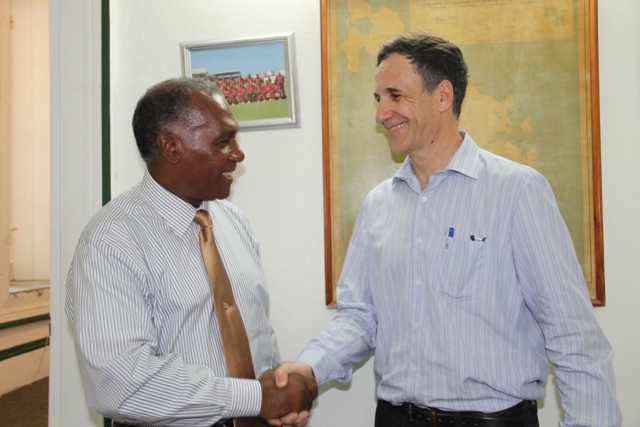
386, 122, 407, 132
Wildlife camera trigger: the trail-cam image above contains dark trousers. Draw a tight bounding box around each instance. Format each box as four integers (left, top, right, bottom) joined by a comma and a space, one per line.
375, 399, 539, 427
112, 421, 269, 427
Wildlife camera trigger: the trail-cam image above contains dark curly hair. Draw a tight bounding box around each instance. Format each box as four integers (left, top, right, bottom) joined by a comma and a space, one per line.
377, 32, 468, 119
132, 77, 224, 162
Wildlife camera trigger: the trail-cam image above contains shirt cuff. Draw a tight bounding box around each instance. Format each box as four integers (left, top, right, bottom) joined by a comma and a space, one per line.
297, 349, 351, 387
225, 378, 262, 419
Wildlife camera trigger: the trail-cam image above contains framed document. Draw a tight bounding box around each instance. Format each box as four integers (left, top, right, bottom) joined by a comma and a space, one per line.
321, 0, 604, 306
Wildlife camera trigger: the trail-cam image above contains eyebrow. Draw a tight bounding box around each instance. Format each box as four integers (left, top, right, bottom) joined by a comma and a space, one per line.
373, 87, 401, 100
220, 129, 237, 138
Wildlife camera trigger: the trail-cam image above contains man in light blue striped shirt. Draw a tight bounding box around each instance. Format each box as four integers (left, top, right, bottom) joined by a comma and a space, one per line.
65, 78, 316, 427
274, 32, 621, 427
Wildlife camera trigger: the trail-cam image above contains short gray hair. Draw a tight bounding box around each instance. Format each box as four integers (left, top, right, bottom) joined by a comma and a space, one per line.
132, 77, 224, 162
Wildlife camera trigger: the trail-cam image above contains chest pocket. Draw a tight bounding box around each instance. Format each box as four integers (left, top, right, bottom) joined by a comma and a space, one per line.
434, 234, 487, 299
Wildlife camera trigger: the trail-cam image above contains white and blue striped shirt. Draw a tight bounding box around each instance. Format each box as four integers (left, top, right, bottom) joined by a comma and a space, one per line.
298, 133, 621, 426
65, 171, 280, 426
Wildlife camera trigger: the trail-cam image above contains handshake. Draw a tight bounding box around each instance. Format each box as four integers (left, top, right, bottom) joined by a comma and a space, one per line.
258, 362, 316, 427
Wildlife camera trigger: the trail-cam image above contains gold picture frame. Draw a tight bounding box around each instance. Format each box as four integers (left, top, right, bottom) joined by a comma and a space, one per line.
321, 0, 604, 306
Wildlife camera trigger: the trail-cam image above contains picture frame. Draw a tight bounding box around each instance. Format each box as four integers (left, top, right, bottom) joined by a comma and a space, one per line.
321, 0, 604, 307
181, 32, 299, 131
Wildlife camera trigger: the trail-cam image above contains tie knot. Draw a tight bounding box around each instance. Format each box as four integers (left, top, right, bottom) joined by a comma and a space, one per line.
194, 209, 212, 228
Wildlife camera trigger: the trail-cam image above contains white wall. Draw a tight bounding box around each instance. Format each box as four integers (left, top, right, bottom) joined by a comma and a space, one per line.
110, 2, 376, 425
594, 1, 640, 425
59, 0, 638, 425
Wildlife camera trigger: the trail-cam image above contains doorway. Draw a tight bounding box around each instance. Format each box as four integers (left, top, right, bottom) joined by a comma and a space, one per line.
0, 0, 51, 425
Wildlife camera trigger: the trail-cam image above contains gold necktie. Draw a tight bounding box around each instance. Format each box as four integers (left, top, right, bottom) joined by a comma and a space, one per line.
194, 210, 260, 427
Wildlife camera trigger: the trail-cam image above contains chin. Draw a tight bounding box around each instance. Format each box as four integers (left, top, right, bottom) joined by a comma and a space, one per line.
390, 142, 410, 156
210, 190, 232, 201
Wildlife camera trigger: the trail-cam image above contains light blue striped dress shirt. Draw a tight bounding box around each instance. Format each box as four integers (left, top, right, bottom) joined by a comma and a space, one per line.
65, 171, 280, 426
298, 133, 621, 426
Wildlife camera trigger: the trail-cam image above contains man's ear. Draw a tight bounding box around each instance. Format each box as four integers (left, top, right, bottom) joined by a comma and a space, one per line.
157, 132, 181, 165
437, 80, 455, 113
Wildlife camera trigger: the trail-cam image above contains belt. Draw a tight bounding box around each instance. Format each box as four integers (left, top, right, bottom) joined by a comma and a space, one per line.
396, 399, 536, 427
113, 420, 233, 427
112, 422, 157, 427
213, 420, 267, 427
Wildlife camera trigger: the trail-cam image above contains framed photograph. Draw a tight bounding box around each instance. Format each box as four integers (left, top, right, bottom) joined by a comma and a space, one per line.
181, 32, 299, 131
321, 0, 604, 306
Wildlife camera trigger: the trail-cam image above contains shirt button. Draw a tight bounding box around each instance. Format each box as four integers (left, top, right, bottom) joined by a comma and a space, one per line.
421, 196, 427, 202
417, 237, 423, 244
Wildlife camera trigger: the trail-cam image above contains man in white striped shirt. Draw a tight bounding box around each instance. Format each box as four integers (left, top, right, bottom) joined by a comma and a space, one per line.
273, 32, 622, 427
65, 78, 316, 427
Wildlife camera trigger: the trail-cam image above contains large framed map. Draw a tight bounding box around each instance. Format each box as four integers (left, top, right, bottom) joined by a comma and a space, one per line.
321, 0, 604, 306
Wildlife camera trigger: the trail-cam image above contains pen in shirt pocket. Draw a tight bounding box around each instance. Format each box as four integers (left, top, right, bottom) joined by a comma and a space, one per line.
445, 227, 454, 249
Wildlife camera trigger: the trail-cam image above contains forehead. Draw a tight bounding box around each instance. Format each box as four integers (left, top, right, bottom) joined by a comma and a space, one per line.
375, 53, 424, 91
188, 93, 239, 132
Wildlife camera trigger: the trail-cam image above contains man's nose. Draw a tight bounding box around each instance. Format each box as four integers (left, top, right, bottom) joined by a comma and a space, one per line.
230, 141, 245, 162
375, 99, 392, 124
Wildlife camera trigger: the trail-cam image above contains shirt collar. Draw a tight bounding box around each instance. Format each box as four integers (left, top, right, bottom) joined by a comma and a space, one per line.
445, 132, 480, 180
393, 131, 480, 187
140, 170, 208, 236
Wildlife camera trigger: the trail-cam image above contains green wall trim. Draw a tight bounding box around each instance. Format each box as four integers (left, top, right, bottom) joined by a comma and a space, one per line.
0, 314, 50, 331
101, 0, 111, 206
0, 338, 49, 362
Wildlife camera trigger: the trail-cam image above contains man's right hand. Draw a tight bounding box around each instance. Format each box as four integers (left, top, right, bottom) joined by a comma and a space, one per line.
258, 369, 317, 421
265, 362, 316, 426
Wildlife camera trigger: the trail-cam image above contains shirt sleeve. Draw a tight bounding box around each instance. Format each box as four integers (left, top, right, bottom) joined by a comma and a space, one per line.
65, 234, 262, 426
297, 198, 377, 386
511, 172, 622, 427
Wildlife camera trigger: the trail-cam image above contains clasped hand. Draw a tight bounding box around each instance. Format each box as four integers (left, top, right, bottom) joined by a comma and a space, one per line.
259, 363, 317, 427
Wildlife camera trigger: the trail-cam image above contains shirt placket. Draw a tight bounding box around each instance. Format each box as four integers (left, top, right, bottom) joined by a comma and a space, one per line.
405, 184, 432, 396
405, 172, 446, 400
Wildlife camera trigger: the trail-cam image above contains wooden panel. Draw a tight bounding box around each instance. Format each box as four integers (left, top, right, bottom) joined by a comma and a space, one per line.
0, 319, 49, 351
10, 0, 35, 280
9, 0, 50, 281
0, 289, 50, 323
0, 345, 49, 397
0, 0, 10, 306
31, 0, 50, 280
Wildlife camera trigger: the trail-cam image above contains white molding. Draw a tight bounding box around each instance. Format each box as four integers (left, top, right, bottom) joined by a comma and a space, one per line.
49, 0, 104, 425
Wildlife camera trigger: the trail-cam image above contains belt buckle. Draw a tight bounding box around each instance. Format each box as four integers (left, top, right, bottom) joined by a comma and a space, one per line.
406, 403, 432, 423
